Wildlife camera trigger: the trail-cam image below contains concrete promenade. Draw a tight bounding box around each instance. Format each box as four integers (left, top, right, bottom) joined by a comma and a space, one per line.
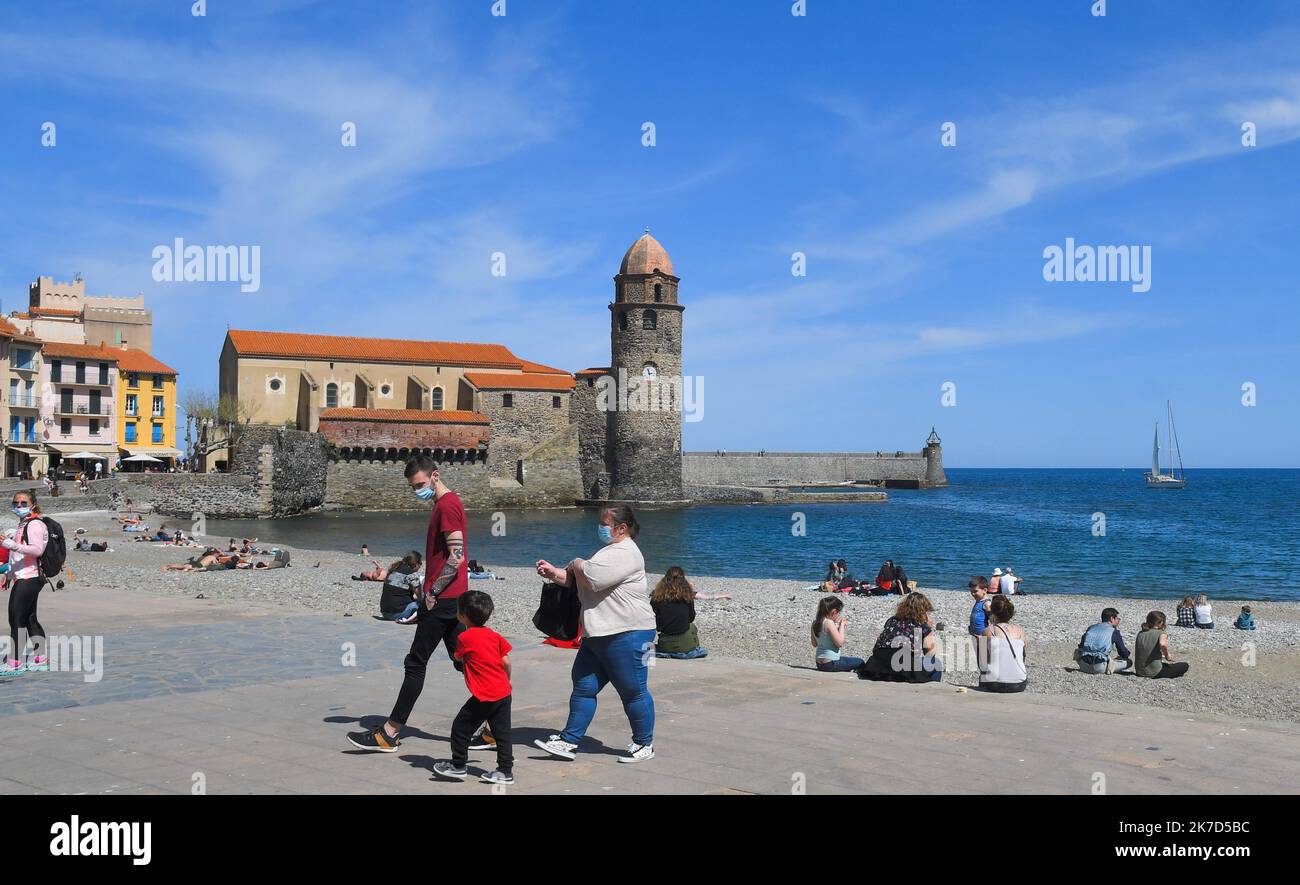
2, 587, 1298, 795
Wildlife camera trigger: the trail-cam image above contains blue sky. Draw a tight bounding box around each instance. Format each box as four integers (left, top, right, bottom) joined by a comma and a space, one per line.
1, 0, 1298, 467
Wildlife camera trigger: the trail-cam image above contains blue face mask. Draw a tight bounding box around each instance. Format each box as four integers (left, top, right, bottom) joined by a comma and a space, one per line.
414, 486, 434, 501
597, 524, 614, 544
13, 506, 30, 518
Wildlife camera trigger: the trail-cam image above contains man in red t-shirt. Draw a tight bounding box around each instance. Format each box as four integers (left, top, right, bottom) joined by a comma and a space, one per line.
348, 456, 470, 753
432, 590, 514, 785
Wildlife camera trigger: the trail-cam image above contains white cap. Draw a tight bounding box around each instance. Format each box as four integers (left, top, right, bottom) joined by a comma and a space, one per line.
992, 568, 1002, 576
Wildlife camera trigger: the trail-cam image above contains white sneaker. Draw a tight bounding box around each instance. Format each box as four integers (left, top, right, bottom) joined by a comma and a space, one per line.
619, 743, 655, 763
534, 735, 577, 760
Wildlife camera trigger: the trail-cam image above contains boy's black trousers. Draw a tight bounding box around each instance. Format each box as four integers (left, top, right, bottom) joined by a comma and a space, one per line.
450, 694, 513, 773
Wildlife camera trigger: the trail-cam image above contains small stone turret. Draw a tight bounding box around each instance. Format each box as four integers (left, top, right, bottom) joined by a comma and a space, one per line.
924, 427, 947, 487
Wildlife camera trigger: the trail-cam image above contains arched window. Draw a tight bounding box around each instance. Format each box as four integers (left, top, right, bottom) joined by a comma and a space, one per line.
431, 386, 444, 410
653, 283, 662, 302
643, 310, 657, 330
618, 312, 628, 331
325, 383, 339, 409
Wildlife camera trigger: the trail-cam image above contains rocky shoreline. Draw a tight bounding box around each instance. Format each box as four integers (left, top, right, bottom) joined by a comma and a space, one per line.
51, 510, 1300, 725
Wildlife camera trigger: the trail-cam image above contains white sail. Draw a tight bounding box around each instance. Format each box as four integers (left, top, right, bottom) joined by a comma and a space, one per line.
1152, 424, 1160, 475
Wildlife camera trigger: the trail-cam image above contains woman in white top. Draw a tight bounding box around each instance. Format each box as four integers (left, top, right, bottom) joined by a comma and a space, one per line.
978, 594, 1028, 692
1193, 594, 1214, 629
534, 504, 658, 764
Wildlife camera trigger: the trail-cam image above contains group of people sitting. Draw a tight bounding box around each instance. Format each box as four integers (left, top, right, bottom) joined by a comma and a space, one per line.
130, 524, 200, 545
1172, 594, 1255, 631
807, 575, 1256, 688
161, 546, 290, 572
810, 589, 1024, 687
820, 559, 914, 595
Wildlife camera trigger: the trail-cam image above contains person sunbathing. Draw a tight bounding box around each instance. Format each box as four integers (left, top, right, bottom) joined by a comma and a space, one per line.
353, 559, 389, 582
163, 549, 224, 572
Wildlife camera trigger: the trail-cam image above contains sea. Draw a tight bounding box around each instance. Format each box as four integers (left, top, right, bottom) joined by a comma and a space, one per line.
205, 468, 1300, 602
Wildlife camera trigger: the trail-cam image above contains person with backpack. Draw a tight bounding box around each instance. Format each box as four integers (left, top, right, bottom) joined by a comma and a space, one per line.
1, 490, 61, 676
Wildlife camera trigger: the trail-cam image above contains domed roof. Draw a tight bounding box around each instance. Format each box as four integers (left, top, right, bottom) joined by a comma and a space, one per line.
619, 230, 673, 276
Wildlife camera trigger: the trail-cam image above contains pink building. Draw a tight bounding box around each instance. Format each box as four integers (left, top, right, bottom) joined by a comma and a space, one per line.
39, 341, 119, 475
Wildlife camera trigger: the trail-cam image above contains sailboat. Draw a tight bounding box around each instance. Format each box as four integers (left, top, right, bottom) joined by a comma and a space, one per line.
1144, 401, 1186, 489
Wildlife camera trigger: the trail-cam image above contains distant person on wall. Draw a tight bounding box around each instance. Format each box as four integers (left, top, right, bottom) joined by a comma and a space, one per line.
348, 456, 469, 753
534, 504, 658, 764
1135, 611, 1189, 679
1074, 608, 1133, 674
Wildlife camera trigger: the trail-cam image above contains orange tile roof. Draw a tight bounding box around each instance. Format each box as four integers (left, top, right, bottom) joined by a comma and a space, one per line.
518, 358, 570, 375
115, 347, 178, 375
30, 306, 82, 318
320, 408, 490, 425
575, 367, 611, 376
0, 318, 23, 338
40, 341, 120, 360
463, 371, 576, 391
227, 329, 523, 369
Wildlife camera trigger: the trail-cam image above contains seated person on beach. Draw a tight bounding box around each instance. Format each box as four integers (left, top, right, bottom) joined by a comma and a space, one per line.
1175, 595, 1196, 627
811, 595, 860, 672
1193, 594, 1214, 629
1234, 605, 1256, 630
1074, 608, 1133, 674
1134, 611, 1190, 679
858, 592, 944, 683
651, 566, 709, 659
74, 538, 110, 552
874, 560, 897, 594
893, 562, 912, 594
1000, 567, 1022, 595
989, 568, 1003, 594
968, 576, 991, 636
822, 560, 845, 592
831, 559, 856, 592
377, 552, 424, 621
978, 595, 1027, 692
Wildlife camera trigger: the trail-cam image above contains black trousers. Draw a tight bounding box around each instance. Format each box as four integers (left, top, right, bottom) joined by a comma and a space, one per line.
388, 596, 465, 725
1154, 661, 1190, 678
8, 577, 46, 660
450, 695, 513, 773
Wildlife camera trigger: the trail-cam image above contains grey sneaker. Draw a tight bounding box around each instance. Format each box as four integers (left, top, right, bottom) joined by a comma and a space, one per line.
480, 769, 515, 786
534, 735, 577, 760
619, 743, 655, 763
432, 761, 468, 780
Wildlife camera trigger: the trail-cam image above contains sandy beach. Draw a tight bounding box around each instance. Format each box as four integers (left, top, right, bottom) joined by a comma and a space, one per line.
48, 509, 1300, 726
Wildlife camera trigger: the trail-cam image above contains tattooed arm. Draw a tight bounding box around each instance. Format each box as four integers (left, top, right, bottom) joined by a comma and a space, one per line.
425, 530, 464, 608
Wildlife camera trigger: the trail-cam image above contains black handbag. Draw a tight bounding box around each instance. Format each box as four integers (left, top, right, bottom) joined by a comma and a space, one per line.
532, 570, 581, 641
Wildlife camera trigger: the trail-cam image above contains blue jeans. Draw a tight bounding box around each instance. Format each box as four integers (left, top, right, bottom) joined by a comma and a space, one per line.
816, 656, 864, 672
561, 629, 656, 747
382, 602, 419, 621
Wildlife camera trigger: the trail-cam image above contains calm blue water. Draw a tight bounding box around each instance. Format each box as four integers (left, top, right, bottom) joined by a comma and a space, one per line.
207, 469, 1300, 601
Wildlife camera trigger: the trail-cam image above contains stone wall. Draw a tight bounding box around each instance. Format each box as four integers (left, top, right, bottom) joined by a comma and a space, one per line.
476, 388, 570, 482
608, 300, 685, 501
683, 449, 946, 488
113, 473, 263, 518
325, 455, 492, 511
571, 374, 609, 498
233, 425, 330, 517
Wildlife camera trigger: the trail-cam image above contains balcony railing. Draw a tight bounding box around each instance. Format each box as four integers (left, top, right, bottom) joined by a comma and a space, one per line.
7, 395, 38, 408
56, 404, 113, 417
52, 372, 111, 386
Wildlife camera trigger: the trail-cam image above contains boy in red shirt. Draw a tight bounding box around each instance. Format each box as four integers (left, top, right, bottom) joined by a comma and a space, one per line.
433, 590, 514, 785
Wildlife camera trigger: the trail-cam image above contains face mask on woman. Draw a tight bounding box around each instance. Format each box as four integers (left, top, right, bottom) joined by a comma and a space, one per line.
597, 523, 614, 544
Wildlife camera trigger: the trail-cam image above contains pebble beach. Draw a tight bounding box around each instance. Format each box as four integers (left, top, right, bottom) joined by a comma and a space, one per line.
48, 510, 1300, 726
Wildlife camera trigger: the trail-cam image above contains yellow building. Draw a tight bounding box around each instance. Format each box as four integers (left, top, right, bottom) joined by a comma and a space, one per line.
116, 347, 181, 467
